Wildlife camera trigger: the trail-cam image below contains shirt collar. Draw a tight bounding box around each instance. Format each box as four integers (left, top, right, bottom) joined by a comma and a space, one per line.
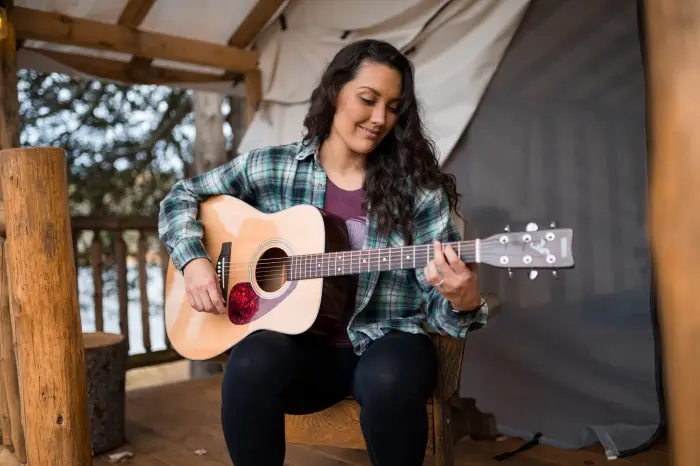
295, 137, 320, 162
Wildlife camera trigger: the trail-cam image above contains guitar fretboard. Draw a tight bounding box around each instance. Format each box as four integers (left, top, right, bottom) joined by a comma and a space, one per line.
285, 240, 477, 281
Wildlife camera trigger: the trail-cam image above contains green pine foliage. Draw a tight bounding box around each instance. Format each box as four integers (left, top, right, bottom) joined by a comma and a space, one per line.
18, 69, 193, 218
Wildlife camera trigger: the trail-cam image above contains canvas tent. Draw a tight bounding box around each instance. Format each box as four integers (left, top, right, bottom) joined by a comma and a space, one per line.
6, 0, 664, 460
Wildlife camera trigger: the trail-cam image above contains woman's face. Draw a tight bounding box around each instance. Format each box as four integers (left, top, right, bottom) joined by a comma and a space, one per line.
331, 60, 402, 155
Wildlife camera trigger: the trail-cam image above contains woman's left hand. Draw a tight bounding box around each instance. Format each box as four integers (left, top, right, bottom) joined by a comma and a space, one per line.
424, 241, 482, 312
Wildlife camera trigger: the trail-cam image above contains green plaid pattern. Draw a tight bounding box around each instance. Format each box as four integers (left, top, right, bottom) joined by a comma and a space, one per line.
158, 138, 488, 354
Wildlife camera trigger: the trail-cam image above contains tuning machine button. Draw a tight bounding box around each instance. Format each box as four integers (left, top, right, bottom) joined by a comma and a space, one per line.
552, 270, 558, 279
529, 270, 538, 280
508, 268, 513, 279
526, 222, 539, 232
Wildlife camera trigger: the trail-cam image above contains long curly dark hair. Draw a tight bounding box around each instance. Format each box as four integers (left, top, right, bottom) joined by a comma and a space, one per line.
301, 39, 461, 244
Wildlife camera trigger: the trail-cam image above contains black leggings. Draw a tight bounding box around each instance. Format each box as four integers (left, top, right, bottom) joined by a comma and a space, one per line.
220, 329, 438, 466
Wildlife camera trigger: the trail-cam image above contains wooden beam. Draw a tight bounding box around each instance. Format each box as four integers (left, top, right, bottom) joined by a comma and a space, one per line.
117, 0, 155, 26
222, 0, 284, 82
244, 69, 262, 127
0, 147, 93, 465
118, 0, 158, 74
10, 6, 259, 73
645, 2, 700, 466
30, 48, 226, 86
0, 3, 20, 151
228, 0, 285, 48
0, 240, 25, 462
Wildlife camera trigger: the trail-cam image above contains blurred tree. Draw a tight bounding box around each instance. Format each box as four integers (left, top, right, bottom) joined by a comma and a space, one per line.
17, 69, 245, 334
18, 69, 193, 218
17, 69, 245, 253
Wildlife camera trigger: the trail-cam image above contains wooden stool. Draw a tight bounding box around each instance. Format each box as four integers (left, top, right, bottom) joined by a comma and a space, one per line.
83, 332, 127, 455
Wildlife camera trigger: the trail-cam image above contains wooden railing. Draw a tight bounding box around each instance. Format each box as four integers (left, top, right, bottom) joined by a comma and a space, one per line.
70, 215, 182, 370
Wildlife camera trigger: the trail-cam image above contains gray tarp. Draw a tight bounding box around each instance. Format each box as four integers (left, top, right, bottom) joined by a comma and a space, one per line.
444, 0, 663, 459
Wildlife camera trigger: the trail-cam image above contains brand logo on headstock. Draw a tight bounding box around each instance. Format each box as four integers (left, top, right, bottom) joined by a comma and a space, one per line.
529, 238, 551, 256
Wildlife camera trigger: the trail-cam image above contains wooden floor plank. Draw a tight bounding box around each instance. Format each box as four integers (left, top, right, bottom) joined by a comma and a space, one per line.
92, 374, 667, 466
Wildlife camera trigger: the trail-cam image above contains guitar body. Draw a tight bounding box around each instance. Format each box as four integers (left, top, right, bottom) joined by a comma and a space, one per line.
164, 196, 356, 361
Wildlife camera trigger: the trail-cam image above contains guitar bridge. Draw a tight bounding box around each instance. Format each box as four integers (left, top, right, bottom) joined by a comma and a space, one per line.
215, 242, 232, 305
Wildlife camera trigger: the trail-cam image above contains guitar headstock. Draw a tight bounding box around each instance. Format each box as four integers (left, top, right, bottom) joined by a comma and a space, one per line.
479, 222, 574, 279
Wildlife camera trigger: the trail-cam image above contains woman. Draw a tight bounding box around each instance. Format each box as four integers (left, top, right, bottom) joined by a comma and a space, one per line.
158, 39, 488, 466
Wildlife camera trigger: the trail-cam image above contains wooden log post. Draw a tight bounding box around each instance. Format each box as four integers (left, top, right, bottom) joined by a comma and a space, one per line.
0, 147, 92, 465
0, 240, 25, 462
645, 2, 700, 466
0, 1, 20, 151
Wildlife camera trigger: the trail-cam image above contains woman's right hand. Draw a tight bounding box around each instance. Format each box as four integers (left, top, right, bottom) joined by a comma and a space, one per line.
183, 258, 227, 315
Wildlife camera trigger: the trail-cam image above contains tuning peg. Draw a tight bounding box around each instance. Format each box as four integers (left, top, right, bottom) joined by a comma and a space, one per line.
529, 270, 538, 280
526, 222, 538, 232
550, 221, 557, 228
508, 268, 513, 279
552, 270, 558, 278
504, 225, 510, 232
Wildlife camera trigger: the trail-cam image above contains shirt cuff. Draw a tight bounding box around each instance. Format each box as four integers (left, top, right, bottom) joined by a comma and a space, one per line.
169, 238, 210, 271
450, 296, 487, 314
442, 297, 489, 338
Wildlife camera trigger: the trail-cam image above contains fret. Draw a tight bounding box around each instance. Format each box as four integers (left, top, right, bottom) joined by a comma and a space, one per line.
284, 240, 479, 280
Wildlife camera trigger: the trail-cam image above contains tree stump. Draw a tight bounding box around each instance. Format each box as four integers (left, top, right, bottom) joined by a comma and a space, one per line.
84, 332, 127, 455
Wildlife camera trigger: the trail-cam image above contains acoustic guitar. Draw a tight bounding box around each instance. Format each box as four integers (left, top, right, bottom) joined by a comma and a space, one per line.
163, 195, 575, 360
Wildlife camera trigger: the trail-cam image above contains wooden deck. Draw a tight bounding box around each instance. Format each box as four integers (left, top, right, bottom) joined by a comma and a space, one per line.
91, 373, 668, 466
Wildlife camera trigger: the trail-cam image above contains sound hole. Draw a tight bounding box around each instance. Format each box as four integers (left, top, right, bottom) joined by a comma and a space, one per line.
255, 247, 288, 293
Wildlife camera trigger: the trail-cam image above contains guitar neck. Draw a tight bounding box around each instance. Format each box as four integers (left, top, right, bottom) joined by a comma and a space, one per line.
286, 240, 478, 281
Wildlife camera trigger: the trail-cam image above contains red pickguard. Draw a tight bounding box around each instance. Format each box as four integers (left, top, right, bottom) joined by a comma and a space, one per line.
227, 282, 259, 324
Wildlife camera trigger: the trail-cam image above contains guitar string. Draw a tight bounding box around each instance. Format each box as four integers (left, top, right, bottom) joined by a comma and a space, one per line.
224, 252, 540, 282
217, 246, 483, 273
215, 241, 500, 270
211, 241, 480, 267
216, 243, 536, 273
246, 254, 531, 282
218, 251, 539, 276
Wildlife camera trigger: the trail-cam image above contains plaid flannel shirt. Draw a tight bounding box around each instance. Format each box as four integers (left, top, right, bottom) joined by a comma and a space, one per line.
158, 138, 488, 354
